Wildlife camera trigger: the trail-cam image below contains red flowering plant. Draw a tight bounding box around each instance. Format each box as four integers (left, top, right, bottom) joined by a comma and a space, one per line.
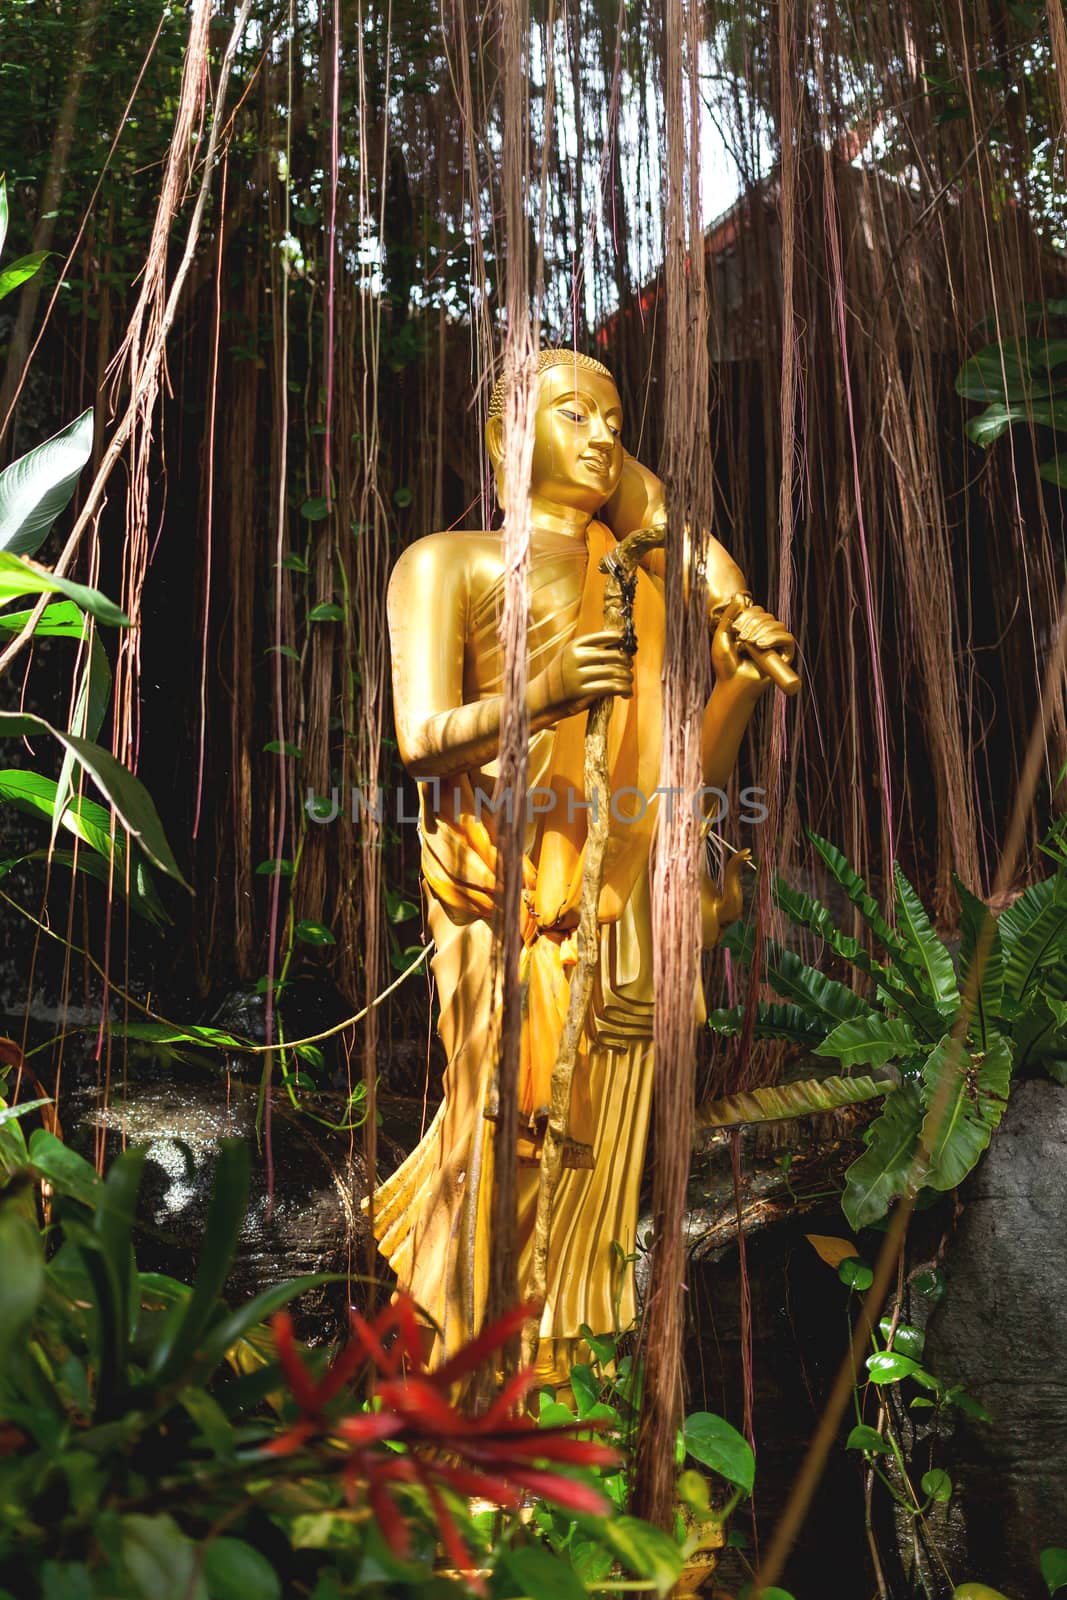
264, 1294, 620, 1591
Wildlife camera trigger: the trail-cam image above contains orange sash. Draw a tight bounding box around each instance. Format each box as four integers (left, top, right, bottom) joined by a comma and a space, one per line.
418, 520, 664, 1147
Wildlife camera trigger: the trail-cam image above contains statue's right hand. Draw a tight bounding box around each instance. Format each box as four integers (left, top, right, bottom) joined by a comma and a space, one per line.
539, 627, 634, 718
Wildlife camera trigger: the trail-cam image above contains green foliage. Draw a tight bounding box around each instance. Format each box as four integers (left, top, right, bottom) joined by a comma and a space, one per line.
709, 831, 1067, 1228
0, 1131, 719, 1598
1042, 1547, 1067, 1596
956, 316, 1067, 486
0, 183, 185, 935
0, 411, 94, 557
698, 1073, 887, 1131
0, 713, 186, 883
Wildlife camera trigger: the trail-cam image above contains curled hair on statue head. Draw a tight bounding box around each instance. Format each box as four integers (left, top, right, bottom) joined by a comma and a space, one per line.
486, 347, 615, 420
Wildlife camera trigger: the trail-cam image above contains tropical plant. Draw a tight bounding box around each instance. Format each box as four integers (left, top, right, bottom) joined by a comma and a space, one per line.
0, 1120, 711, 1599
955, 304, 1067, 488
0, 175, 184, 916
706, 832, 1067, 1228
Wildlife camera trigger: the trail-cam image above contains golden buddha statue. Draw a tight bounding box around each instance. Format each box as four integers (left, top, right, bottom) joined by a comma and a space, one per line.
372, 349, 795, 1382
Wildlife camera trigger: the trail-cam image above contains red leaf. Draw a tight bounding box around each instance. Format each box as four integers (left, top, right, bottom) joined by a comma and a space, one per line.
466, 1432, 620, 1466
430, 1301, 539, 1387
417, 1467, 484, 1596
270, 1315, 321, 1416
335, 1411, 403, 1446
377, 1376, 474, 1437
349, 1304, 404, 1379
258, 1419, 316, 1456
389, 1293, 427, 1371
429, 1461, 521, 1508
480, 1365, 540, 1428
315, 1323, 373, 1405
367, 1481, 413, 1561
503, 1465, 611, 1517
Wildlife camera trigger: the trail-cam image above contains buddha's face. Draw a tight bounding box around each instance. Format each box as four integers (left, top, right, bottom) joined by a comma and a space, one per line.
490, 363, 625, 513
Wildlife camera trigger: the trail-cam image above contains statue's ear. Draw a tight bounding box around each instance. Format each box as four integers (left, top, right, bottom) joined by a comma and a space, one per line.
484, 413, 505, 473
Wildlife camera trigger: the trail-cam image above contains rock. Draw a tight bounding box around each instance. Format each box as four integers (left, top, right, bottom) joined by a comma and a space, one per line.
62, 1064, 406, 1340
904, 1079, 1067, 1599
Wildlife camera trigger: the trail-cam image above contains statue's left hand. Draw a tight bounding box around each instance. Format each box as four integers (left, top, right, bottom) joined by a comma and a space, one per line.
711, 595, 795, 693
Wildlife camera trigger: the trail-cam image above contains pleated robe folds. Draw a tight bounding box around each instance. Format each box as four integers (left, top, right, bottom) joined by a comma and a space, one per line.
372, 522, 666, 1381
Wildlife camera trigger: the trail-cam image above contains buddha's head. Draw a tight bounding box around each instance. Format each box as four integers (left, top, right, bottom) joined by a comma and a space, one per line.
486, 349, 625, 515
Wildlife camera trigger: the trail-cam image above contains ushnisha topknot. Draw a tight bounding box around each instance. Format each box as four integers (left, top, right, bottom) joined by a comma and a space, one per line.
486, 348, 615, 420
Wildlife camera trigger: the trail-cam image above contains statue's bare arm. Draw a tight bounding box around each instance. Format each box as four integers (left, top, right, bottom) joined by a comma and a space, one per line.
603, 452, 794, 791
387, 534, 635, 780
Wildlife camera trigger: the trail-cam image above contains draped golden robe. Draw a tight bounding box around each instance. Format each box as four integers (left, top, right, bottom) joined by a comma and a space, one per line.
373, 521, 666, 1380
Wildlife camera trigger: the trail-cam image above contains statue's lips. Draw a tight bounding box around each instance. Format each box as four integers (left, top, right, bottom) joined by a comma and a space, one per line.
577, 454, 614, 477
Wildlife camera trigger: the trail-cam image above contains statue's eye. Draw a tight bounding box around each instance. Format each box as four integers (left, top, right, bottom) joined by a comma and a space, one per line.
559, 408, 587, 423
608, 423, 621, 437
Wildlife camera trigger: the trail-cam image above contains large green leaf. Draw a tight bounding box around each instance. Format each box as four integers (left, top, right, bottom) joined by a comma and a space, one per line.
0, 714, 186, 884
120, 1514, 208, 1600
190, 1273, 344, 1375
0, 1207, 44, 1370
147, 1141, 249, 1384
0, 549, 126, 625
893, 866, 959, 1015
842, 1083, 923, 1230
697, 1075, 887, 1131
498, 1548, 588, 1600
955, 338, 1067, 403
0, 179, 7, 259
0, 598, 91, 638
805, 830, 903, 957
683, 1412, 755, 1491
28, 1128, 101, 1208
774, 876, 888, 982
71, 631, 111, 744
920, 1034, 1012, 1193
1012, 993, 1067, 1071
94, 1147, 148, 1351
0, 251, 48, 302
966, 397, 1067, 447
596, 1517, 684, 1597
0, 410, 95, 557
954, 876, 1003, 1049
706, 1000, 827, 1045
815, 1014, 923, 1071
117, 1021, 246, 1050
0, 770, 166, 925
998, 876, 1067, 1002
723, 923, 873, 1028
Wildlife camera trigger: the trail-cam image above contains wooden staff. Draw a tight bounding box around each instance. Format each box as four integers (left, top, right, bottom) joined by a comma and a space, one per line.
522, 530, 798, 1368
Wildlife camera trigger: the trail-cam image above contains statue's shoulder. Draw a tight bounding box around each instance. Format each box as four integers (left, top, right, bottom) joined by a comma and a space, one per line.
389, 529, 500, 593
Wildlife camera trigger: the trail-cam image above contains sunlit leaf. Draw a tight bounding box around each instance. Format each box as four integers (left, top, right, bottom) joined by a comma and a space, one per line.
815, 1014, 922, 1070
838, 1257, 873, 1290
697, 1074, 886, 1131
0, 550, 126, 626
893, 866, 959, 1015
1040, 1546, 1067, 1596
842, 1083, 923, 1229
922, 1467, 953, 1503
0, 409, 94, 556
682, 1412, 754, 1493
0, 714, 185, 884
0, 250, 48, 301
920, 1035, 1012, 1193
845, 1424, 889, 1454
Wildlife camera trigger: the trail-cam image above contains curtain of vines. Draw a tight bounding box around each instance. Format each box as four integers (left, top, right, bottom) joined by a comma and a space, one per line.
0, 0, 1065, 1134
